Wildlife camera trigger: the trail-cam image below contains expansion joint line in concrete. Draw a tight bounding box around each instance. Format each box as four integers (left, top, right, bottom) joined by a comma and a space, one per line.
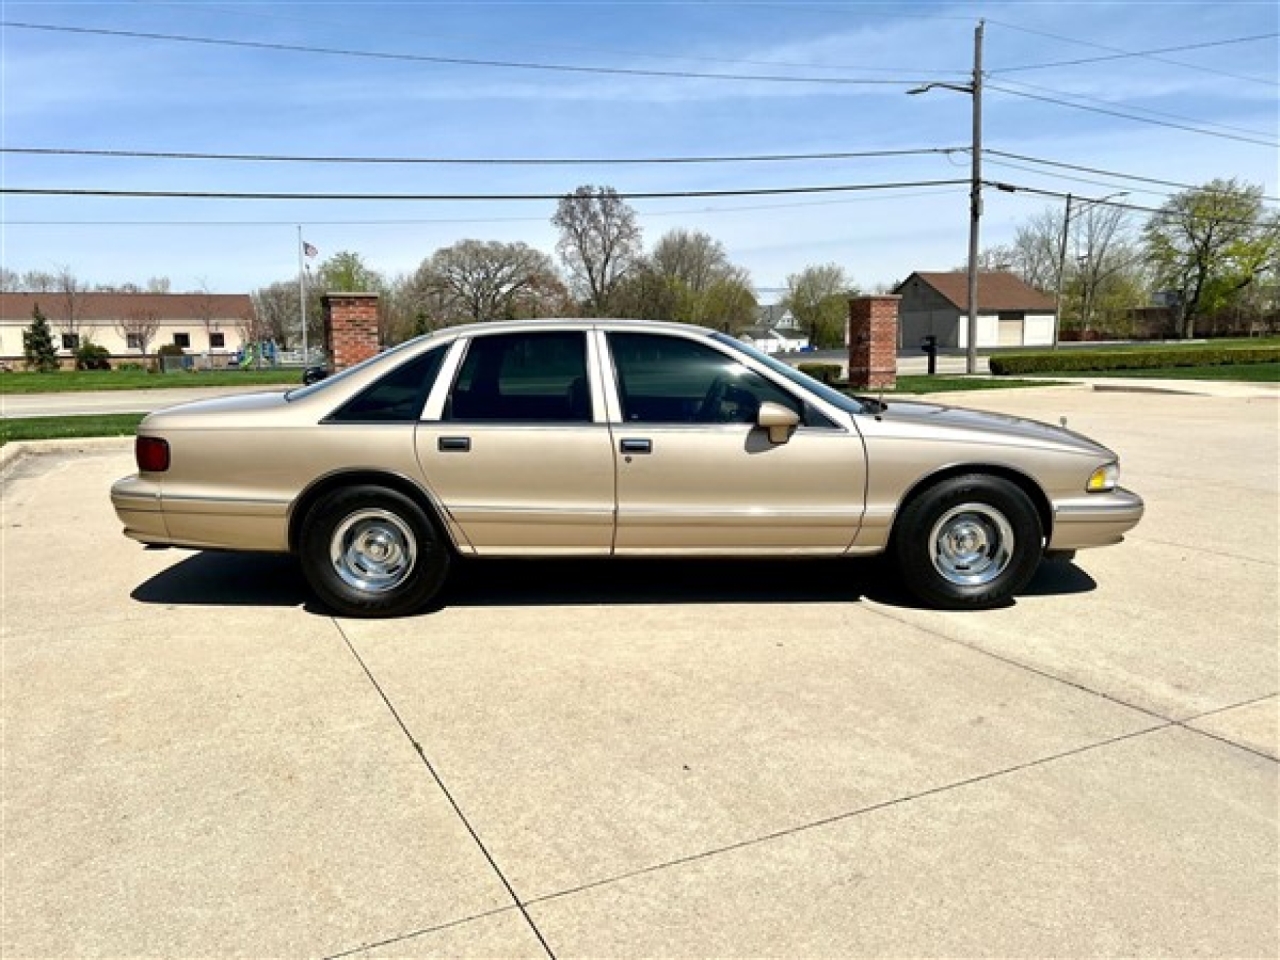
330, 620, 558, 960
864, 604, 1279, 764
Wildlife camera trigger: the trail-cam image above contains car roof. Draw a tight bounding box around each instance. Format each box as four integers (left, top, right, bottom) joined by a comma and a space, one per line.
433, 317, 718, 339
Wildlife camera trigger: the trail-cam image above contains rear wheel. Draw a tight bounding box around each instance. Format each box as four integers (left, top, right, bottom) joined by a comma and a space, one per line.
893, 474, 1042, 610
300, 485, 450, 617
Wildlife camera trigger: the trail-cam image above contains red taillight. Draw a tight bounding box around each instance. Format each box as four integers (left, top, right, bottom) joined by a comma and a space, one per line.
136, 436, 170, 473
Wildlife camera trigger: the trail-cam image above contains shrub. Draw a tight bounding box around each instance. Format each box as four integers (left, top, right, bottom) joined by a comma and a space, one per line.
75, 341, 112, 370
989, 345, 1280, 376
797, 362, 842, 384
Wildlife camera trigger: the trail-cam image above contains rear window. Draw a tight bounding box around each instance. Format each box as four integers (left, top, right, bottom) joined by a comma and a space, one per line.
326, 347, 447, 423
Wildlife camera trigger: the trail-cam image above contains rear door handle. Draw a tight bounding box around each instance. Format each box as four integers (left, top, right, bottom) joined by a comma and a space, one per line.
619, 438, 652, 454
438, 436, 471, 452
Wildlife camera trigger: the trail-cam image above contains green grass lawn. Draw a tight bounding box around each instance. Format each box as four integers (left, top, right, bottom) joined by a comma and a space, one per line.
1050, 362, 1280, 382
1, 414, 146, 446
0, 368, 300, 394
890, 376, 1063, 394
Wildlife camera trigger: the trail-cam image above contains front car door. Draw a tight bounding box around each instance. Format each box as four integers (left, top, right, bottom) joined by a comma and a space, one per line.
605, 329, 866, 553
414, 328, 616, 555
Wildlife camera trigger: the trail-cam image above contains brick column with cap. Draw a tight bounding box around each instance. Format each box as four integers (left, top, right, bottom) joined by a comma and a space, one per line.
323, 292, 380, 371
847, 295, 899, 390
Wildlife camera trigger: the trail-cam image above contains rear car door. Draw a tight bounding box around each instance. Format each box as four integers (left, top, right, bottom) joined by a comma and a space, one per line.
413, 328, 616, 555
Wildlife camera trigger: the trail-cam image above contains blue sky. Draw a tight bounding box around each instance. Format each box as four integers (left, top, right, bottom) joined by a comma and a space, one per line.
2, 1, 1276, 300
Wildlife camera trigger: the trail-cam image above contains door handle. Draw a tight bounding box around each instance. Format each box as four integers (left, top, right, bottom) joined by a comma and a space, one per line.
438, 436, 471, 452
619, 438, 652, 454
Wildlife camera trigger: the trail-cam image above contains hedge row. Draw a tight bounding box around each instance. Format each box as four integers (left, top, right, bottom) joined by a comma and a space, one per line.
989, 345, 1280, 376
797, 362, 843, 384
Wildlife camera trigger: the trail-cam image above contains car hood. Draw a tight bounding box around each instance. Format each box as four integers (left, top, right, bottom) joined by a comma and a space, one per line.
873, 399, 1115, 458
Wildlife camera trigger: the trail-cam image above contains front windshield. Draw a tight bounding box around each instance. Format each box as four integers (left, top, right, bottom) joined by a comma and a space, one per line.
284, 334, 435, 401
713, 333, 870, 415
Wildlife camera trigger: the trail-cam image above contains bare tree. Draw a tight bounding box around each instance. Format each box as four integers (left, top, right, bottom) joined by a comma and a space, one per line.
193, 280, 222, 351
552, 185, 643, 316
414, 240, 560, 323
52, 265, 92, 347
0, 267, 18, 291
249, 282, 297, 348
1070, 203, 1135, 333
21, 270, 56, 292
115, 309, 161, 359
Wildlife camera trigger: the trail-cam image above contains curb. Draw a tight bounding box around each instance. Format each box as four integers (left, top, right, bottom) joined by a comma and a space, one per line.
0, 436, 133, 472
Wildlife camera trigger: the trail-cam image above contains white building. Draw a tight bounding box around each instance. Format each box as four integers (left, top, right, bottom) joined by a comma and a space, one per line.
0, 292, 254, 368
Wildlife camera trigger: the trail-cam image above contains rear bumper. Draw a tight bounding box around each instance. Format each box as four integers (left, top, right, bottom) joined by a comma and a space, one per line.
110, 474, 290, 551
1049, 487, 1144, 550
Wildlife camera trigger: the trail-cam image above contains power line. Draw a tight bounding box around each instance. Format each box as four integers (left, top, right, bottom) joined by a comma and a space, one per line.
0, 178, 971, 202
990, 77, 1276, 141
985, 150, 1280, 203
990, 181, 1272, 228
983, 157, 1173, 201
0, 21, 935, 86
988, 84, 1280, 147
0, 145, 964, 165
990, 32, 1279, 81
986, 18, 1278, 87
0, 185, 970, 226
186, 0, 969, 77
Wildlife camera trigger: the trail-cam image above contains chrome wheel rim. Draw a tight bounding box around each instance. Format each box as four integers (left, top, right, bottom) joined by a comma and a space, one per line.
929, 503, 1014, 587
330, 509, 417, 594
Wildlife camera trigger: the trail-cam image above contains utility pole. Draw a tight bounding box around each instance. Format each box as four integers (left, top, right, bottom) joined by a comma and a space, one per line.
297, 225, 308, 364
907, 18, 984, 372
1052, 194, 1073, 350
964, 19, 984, 375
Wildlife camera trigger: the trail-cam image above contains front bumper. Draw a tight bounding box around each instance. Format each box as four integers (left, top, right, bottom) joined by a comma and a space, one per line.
1048, 486, 1144, 550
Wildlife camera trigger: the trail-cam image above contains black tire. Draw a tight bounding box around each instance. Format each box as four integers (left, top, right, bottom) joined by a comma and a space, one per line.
299, 485, 450, 617
892, 474, 1043, 610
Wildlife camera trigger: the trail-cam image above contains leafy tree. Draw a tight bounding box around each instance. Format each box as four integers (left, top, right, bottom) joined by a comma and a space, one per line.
316, 250, 385, 294
413, 240, 560, 323
782, 263, 857, 348
552, 185, 643, 316
1143, 179, 1280, 338
614, 228, 757, 328
22, 304, 60, 372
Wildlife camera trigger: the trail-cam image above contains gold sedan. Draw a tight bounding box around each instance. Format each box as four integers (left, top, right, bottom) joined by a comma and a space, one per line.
111, 319, 1143, 617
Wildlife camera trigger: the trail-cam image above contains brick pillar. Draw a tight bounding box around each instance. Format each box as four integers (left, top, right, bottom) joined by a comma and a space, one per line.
847, 295, 899, 390
323, 292, 380, 371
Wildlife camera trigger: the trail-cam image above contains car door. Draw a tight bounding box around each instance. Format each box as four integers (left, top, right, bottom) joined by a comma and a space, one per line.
606, 330, 866, 553
413, 328, 616, 555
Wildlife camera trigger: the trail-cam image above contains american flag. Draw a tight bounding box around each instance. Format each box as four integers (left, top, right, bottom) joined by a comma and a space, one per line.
302, 241, 318, 258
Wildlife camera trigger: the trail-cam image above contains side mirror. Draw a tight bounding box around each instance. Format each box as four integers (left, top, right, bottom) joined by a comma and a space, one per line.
302, 365, 330, 385
757, 401, 800, 445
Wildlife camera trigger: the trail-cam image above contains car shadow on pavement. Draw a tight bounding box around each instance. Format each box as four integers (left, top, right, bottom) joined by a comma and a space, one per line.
131, 551, 311, 608
130, 551, 1096, 614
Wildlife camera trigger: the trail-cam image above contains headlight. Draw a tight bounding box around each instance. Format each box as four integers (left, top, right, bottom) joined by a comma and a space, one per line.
1087, 462, 1119, 493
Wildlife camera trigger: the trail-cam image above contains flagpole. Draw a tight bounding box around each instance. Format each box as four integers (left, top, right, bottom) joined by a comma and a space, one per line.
297, 225, 307, 364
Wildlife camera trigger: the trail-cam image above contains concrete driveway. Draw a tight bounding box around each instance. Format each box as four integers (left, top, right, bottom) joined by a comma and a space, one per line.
2, 385, 1276, 958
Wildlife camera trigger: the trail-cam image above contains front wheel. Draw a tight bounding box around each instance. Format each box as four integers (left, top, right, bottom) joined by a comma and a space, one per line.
892, 474, 1043, 610
299, 485, 450, 617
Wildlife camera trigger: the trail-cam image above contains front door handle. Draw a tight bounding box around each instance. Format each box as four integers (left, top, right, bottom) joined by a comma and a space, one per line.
438, 436, 471, 452
619, 438, 652, 455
